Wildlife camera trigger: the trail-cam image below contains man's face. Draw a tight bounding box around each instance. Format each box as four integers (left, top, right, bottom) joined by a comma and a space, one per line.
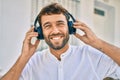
41, 14, 69, 50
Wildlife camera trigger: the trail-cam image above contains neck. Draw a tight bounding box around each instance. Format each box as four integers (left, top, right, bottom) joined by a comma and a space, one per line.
49, 44, 69, 60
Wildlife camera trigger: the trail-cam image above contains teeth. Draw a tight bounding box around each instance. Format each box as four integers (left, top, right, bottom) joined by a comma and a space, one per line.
52, 37, 60, 40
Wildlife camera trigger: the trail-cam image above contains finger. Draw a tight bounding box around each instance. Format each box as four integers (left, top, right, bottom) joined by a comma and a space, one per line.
31, 25, 34, 27
74, 19, 79, 22
74, 21, 87, 28
74, 33, 83, 40
27, 26, 34, 33
73, 22, 90, 33
74, 25, 86, 33
24, 32, 38, 44
25, 32, 38, 40
26, 32, 38, 36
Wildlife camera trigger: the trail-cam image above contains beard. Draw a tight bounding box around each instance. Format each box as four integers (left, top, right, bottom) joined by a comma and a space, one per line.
44, 32, 69, 50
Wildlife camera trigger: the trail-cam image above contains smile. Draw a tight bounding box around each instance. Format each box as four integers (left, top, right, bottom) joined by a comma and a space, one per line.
50, 36, 62, 40
51, 36, 61, 40
49, 33, 64, 40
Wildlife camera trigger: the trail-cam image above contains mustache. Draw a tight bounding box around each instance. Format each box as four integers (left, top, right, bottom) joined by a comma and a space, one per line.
48, 33, 64, 38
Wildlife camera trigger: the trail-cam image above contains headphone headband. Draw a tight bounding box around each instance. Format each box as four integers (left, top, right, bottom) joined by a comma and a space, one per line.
34, 16, 39, 30
67, 13, 76, 22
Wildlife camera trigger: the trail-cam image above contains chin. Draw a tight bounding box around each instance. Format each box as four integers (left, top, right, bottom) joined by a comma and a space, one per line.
51, 45, 64, 50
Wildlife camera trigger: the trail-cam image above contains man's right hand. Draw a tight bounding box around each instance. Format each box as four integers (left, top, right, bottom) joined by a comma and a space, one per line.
1, 26, 40, 80
21, 26, 40, 57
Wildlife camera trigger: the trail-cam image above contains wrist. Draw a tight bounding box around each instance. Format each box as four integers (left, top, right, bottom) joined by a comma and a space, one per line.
20, 52, 32, 62
90, 38, 103, 52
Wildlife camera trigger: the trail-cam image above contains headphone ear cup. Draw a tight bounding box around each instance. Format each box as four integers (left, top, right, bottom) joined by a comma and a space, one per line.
34, 26, 44, 39
68, 21, 76, 34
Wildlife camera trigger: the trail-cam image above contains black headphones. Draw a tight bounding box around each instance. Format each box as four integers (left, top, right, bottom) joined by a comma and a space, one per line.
34, 12, 76, 40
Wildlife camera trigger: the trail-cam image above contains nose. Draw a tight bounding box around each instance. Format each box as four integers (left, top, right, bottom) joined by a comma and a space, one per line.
51, 25, 60, 34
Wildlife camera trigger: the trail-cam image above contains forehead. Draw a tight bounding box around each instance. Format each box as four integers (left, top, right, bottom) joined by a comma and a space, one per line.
41, 14, 67, 25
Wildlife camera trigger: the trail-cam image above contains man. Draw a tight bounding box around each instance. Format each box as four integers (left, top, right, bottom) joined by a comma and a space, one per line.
1, 3, 120, 80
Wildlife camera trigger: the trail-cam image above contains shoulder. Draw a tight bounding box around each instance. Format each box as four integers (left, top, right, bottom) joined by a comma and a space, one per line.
70, 44, 99, 54
70, 44, 111, 61
22, 49, 49, 70
70, 44, 88, 51
20, 49, 49, 78
23, 49, 49, 68
30, 49, 49, 62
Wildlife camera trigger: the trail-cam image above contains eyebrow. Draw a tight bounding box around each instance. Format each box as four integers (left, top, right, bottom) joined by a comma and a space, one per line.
56, 20, 65, 23
42, 20, 65, 27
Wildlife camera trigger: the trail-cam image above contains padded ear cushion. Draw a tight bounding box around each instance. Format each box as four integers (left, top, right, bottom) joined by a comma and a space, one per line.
34, 26, 44, 39
68, 21, 76, 34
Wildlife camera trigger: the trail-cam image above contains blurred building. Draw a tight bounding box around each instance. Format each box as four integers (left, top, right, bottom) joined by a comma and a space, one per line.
30, 0, 120, 50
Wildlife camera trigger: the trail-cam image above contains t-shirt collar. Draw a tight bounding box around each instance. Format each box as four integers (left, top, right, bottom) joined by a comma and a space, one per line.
48, 45, 72, 61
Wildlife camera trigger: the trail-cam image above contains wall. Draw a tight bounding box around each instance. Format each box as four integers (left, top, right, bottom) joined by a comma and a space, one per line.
96, 0, 120, 47
0, 0, 2, 76
111, 0, 120, 47
0, 0, 1, 36
93, 1, 115, 44
0, 0, 31, 76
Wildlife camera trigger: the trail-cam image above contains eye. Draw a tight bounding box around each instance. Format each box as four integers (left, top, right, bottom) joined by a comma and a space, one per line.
57, 22, 65, 26
43, 24, 51, 29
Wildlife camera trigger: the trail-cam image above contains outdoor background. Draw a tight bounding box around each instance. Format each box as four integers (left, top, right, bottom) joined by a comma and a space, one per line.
0, 0, 120, 77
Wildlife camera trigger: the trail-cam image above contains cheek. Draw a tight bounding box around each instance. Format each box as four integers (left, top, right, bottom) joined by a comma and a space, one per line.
43, 26, 69, 37
62, 26, 69, 33
64, 27, 68, 31
42, 30, 49, 38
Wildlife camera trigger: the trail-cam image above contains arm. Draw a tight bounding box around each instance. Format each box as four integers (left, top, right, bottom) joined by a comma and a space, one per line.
73, 20, 120, 66
1, 27, 40, 80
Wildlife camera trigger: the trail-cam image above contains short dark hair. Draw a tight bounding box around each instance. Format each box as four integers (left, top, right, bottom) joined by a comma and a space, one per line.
38, 3, 70, 25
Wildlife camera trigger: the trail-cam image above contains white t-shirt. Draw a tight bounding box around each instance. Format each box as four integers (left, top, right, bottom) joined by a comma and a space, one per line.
19, 45, 120, 80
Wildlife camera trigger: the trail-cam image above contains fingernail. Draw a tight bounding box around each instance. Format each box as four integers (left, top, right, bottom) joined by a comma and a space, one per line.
31, 25, 34, 27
